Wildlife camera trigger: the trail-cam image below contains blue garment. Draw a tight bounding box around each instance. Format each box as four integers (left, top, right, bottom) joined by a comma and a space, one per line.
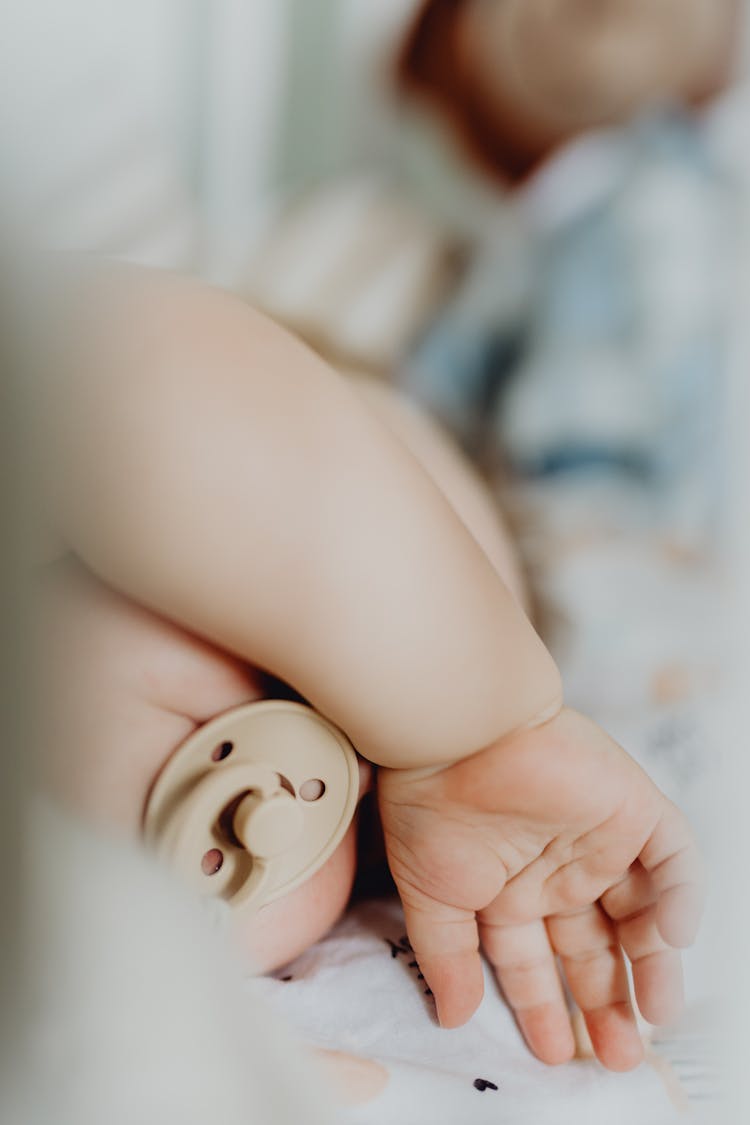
401, 115, 735, 529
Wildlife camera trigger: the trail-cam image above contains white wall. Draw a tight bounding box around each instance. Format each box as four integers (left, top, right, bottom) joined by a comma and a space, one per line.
0, 0, 421, 277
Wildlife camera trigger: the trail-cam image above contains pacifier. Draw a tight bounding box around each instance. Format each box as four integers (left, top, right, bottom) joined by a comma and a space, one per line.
143, 700, 360, 912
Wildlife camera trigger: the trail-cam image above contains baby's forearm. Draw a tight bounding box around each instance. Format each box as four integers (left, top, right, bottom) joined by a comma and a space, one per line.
36, 262, 562, 768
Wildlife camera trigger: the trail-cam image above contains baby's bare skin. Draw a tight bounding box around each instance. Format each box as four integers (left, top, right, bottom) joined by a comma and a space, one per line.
39, 363, 522, 969
40, 554, 367, 971
35, 264, 704, 1072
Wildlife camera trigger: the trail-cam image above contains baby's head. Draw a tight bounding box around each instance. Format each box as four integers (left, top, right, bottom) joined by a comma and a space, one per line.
398, 0, 737, 181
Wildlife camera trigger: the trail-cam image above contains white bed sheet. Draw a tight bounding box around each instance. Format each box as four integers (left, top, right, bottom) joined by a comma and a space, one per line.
254, 895, 692, 1124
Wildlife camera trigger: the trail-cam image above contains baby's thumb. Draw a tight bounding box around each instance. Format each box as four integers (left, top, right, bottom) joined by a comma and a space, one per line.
400, 894, 484, 1029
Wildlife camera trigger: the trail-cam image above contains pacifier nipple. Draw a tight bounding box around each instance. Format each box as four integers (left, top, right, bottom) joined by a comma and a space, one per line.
233, 789, 304, 858
143, 700, 359, 912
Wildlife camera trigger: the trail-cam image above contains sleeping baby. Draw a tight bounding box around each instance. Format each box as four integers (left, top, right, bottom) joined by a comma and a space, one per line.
36, 262, 704, 1075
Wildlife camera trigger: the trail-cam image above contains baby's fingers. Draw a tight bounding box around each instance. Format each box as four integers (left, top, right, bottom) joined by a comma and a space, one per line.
602, 795, 706, 1029
479, 918, 575, 1066
546, 906, 644, 1072
639, 804, 706, 948
601, 863, 685, 1026
400, 893, 484, 1029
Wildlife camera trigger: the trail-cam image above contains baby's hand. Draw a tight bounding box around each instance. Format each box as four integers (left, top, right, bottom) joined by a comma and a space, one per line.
378, 707, 705, 1071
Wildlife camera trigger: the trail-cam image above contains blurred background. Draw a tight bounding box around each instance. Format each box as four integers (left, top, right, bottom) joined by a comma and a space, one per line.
2, 1, 750, 1120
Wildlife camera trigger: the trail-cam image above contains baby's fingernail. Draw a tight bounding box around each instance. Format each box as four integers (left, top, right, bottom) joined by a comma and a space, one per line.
658, 886, 704, 947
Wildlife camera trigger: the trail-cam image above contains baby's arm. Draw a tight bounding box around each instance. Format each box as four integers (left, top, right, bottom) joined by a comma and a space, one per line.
349, 373, 529, 608
40, 262, 561, 769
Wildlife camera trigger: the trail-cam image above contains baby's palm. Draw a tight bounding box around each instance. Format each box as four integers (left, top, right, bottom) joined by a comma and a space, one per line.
378, 708, 704, 1071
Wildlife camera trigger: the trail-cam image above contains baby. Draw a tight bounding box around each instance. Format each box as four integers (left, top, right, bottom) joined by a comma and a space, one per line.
36, 262, 704, 1074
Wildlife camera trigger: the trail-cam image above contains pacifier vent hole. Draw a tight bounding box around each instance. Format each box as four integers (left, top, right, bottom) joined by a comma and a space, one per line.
211, 741, 234, 762
201, 848, 224, 876
300, 778, 325, 802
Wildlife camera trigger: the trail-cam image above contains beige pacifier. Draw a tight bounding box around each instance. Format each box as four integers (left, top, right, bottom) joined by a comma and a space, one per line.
143, 700, 360, 912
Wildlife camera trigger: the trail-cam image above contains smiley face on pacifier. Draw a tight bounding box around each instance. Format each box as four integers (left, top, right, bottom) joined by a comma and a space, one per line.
143, 701, 360, 910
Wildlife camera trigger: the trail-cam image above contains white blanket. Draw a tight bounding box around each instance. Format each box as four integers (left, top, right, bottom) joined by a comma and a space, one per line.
254, 896, 694, 1124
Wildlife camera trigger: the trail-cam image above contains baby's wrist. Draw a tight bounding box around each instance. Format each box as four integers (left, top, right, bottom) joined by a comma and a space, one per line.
377, 694, 565, 782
